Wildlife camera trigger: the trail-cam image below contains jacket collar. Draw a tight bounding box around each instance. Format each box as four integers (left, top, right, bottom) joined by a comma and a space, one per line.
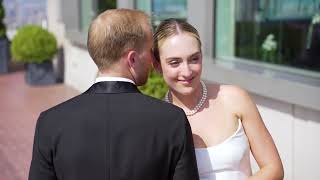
84, 81, 140, 94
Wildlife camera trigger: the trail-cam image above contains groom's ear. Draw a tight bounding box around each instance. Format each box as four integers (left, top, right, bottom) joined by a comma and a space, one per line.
152, 59, 162, 74
127, 50, 138, 68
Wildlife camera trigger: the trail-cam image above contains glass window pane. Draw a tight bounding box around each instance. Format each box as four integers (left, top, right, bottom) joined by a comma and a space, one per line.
136, 0, 152, 15
135, 0, 187, 29
216, 0, 320, 73
215, 0, 235, 58
97, 0, 116, 14
152, 0, 187, 25
80, 0, 116, 32
80, 0, 93, 32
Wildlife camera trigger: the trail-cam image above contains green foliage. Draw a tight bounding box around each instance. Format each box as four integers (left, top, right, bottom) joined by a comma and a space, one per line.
11, 25, 58, 64
0, 23, 5, 38
98, 0, 117, 14
139, 70, 168, 100
0, 0, 6, 38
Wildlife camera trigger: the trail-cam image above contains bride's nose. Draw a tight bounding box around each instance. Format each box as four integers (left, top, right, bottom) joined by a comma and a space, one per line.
180, 63, 192, 78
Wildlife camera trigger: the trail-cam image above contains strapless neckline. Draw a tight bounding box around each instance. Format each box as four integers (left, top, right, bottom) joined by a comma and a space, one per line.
194, 119, 252, 180
195, 119, 242, 150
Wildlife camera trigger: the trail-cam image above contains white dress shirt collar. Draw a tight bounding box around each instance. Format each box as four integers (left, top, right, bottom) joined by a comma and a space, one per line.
95, 76, 135, 85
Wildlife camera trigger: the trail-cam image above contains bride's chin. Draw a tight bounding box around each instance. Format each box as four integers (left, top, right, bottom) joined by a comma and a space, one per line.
173, 87, 196, 97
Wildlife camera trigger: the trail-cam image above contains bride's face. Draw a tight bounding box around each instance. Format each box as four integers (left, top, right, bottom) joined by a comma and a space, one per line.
157, 33, 202, 96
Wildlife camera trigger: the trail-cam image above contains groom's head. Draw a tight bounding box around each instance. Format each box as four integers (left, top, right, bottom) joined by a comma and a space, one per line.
87, 9, 153, 86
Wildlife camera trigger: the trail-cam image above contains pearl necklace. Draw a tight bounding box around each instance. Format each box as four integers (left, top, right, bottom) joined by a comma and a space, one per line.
164, 80, 207, 116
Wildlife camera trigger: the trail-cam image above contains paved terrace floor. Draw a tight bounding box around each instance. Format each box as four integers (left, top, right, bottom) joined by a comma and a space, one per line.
0, 71, 80, 180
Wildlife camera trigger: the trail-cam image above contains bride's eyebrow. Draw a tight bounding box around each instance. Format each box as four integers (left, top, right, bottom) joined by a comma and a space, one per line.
189, 52, 201, 57
165, 51, 201, 61
165, 57, 181, 62
188, 51, 200, 58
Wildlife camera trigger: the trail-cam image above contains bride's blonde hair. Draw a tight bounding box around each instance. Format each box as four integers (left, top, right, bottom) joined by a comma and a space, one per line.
153, 18, 201, 62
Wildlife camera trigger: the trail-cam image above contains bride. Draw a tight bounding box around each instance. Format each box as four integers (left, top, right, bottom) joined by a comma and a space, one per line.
152, 18, 284, 180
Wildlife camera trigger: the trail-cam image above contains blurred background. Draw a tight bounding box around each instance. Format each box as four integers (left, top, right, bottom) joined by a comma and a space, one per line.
0, 0, 320, 180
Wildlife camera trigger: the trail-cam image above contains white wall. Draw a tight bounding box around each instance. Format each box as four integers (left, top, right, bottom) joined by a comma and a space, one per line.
249, 94, 320, 180
47, 0, 98, 92
46, 0, 65, 47
64, 41, 98, 92
251, 95, 294, 180
293, 106, 320, 179
187, 0, 214, 57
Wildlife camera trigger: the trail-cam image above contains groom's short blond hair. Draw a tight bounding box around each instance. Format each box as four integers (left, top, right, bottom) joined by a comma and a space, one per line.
87, 9, 150, 70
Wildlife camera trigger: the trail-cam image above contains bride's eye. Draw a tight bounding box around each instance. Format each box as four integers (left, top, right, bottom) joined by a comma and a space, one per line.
169, 60, 179, 67
190, 56, 199, 63
167, 58, 181, 67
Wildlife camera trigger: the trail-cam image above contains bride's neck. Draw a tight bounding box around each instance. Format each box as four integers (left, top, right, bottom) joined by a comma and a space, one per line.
170, 84, 202, 110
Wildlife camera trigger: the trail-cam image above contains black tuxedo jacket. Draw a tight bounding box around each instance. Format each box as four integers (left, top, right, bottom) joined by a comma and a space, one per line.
29, 81, 199, 180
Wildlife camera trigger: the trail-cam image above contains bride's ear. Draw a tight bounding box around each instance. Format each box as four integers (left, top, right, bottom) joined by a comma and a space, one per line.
152, 59, 162, 74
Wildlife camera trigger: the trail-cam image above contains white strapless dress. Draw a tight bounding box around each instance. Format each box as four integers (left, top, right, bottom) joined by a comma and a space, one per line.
195, 119, 252, 180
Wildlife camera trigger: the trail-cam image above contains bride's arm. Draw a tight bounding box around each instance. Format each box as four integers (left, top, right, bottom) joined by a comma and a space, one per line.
229, 86, 284, 180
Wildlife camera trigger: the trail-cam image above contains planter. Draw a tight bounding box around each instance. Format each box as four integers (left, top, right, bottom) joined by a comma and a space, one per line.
0, 37, 9, 74
25, 61, 56, 85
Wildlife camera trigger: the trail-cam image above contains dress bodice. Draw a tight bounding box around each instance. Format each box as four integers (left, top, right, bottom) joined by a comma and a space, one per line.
195, 119, 252, 180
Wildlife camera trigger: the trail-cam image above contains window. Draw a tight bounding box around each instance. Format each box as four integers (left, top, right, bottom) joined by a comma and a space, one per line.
216, 0, 320, 73
97, 0, 117, 14
135, 0, 187, 29
62, 0, 116, 46
80, 0, 117, 33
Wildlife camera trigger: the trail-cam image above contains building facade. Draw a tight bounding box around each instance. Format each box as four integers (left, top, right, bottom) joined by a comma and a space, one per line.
47, 0, 320, 179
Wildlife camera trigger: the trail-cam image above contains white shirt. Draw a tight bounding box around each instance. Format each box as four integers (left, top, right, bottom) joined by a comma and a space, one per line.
95, 76, 135, 85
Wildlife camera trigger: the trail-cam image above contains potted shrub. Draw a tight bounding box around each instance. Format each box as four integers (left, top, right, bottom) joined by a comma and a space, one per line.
11, 25, 58, 85
0, 0, 10, 74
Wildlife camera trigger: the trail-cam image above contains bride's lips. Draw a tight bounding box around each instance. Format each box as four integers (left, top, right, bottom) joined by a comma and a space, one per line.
178, 77, 194, 84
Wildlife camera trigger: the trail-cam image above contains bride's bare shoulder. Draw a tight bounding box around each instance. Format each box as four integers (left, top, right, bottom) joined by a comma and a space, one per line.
204, 81, 248, 99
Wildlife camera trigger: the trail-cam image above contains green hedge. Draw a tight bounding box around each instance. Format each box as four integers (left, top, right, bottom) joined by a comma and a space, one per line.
139, 70, 168, 100
0, 0, 6, 38
11, 25, 57, 63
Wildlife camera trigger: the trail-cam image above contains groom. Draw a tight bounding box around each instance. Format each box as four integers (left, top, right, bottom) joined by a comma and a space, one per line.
28, 9, 199, 180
